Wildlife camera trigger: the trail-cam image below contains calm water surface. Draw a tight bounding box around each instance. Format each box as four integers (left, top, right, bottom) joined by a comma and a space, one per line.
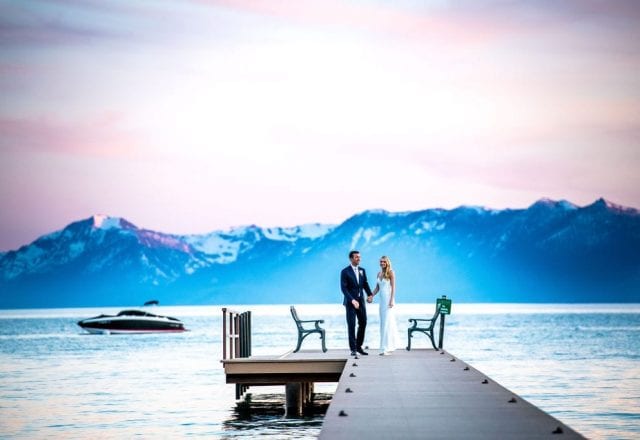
1, 303, 639, 439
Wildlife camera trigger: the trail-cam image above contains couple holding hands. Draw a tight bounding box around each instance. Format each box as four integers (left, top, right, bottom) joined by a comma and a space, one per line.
340, 250, 399, 356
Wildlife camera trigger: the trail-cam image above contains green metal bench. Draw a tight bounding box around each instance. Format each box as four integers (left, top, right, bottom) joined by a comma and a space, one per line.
290, 305, 327, 352
406, 305, 441, 350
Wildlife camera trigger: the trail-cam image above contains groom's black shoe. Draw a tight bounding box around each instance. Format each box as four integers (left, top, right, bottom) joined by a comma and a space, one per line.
350, 350, 357, 356
356, 348, 368, 355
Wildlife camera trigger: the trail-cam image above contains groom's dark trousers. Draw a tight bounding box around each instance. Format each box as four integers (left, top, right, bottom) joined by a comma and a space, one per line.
345, 299, 367, 351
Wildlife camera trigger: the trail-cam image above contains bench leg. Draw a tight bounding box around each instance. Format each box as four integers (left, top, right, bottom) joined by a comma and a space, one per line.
294, 333, 304, 353
296, 330, 327, 353
407, 329, 438, 350
320, 329, 327, 352
428, 332, 438, 351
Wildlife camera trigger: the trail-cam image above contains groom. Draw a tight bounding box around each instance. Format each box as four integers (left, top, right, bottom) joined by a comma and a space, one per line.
340, 250, 373, 356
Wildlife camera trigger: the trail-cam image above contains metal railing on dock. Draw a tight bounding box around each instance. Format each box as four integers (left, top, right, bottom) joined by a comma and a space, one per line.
222, 308, 252, 398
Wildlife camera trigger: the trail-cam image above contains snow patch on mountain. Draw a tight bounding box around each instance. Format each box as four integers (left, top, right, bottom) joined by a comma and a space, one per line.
2, 245, 47, 279
22, 244, 46, 262
92, 214, 122, 230
184, 233, 244, 263
69, 241, 85, 258
263, 223, 333, 241
363, 228, 378, 243
453, 205, 499, 216
530, 198, 578, 211
495, 233, 509, 250
351, 227, 380, 248
363, 209, 388, 216
298, 223, 334, 238
418, 220, 446, 233
372, 232, 395, 245
184, 223, 333, 263
363, 209, 411, 218
263, 228, 293, 241
185, 256, 213, 274
136, 230, 191, 252
350, 228, 363, 249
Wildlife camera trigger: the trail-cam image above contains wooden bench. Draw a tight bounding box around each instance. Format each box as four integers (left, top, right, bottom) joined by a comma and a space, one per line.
406, 305, 441, 350
290, 306, 327, 353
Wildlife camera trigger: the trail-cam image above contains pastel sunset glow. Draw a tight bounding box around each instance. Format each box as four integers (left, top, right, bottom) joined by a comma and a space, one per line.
1, 1, 639, 250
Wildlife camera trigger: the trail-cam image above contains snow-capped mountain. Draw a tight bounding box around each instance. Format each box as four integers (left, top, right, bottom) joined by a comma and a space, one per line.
183, 223, 334, 264
1, 198, 638, 308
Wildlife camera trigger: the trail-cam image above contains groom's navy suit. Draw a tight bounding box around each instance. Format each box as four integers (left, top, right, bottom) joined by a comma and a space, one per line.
341, 265, 373, 352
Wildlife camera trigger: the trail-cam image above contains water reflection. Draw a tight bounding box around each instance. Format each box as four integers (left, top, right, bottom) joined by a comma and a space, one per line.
223, 392, 331, 439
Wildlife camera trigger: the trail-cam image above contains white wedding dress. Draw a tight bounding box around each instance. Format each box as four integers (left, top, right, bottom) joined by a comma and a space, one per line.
377, 276, 399, 353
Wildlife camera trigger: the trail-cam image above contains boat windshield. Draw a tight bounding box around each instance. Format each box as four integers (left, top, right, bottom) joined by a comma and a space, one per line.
117, 310, 155, 317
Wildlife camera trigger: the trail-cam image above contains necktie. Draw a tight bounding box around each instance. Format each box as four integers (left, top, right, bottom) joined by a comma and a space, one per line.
353, 267, 359, 284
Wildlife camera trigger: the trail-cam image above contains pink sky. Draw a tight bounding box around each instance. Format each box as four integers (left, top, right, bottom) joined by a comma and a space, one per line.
1, 1, 639, 250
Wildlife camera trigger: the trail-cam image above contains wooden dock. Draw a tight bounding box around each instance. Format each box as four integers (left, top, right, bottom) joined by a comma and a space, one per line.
222, 348, 585, 439
222, 350, 345, 384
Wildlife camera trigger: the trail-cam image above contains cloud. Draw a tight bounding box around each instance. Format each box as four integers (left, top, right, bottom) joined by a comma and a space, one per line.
197, 0, 504, 46
0, 113, 138, 157
0, 2, 127, 47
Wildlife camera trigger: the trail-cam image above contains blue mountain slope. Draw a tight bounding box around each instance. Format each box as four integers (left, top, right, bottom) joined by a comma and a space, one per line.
1, 198, 638, 308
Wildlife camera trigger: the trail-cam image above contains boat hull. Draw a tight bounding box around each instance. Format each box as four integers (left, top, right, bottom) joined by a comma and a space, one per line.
78, 311, 187, 334
80, 327, 186, 335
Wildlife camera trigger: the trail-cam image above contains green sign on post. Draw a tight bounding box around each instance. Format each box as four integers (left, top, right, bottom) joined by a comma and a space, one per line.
436, 296, 452, 315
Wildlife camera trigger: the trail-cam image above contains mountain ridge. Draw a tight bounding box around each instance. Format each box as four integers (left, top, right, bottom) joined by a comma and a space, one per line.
1, 198, 639, 308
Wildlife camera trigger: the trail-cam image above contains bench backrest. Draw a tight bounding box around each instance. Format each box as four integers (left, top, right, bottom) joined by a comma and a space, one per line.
290, 306, 303, 330
428, 306, 441, 328
413, 306, 441, 330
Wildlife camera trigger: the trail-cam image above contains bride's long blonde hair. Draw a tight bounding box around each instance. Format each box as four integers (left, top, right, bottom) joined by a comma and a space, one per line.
380, 255, 392, 279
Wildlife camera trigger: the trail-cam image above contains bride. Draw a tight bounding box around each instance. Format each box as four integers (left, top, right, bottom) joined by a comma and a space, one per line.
371, 255, 399, 355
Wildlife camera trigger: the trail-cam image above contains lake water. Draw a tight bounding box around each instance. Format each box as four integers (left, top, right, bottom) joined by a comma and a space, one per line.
1, 303, 639, 439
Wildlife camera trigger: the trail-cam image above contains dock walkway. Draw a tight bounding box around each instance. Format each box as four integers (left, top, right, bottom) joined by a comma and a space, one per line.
223, 348, 584, 439
320, 349, 583, 439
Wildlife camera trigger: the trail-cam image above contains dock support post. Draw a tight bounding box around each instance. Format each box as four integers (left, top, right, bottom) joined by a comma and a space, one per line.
285, 382, 315, 416
285, 383, 303, 416
304, 382, 314, 405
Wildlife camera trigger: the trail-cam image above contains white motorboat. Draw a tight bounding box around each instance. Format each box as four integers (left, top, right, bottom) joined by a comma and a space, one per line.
77, 309, 187, 334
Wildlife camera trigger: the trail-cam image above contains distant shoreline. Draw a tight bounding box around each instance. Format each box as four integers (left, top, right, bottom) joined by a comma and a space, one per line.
2, 302, 640, 316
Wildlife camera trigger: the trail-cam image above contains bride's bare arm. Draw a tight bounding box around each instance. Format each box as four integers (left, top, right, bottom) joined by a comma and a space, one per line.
389, 270, 396, 307
371, 271, 381, 296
